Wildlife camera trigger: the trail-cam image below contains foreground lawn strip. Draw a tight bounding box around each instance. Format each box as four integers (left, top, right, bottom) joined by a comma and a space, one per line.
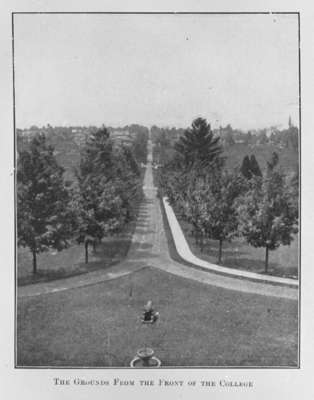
17, 267, 298, 367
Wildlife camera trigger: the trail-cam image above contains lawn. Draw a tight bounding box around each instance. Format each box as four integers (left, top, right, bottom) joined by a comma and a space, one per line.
17, 225, 136, 286
223, 143, 298, 173
175, 216, 299, 280
17, 267, 298, 367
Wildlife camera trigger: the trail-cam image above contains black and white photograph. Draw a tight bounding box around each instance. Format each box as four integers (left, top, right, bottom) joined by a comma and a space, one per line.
14, 12, 300, 369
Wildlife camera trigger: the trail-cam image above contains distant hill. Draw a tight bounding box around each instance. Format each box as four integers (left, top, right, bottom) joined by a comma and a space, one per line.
151, 123, 299, 174
16, 125, 149, 181
223, 143, 298, 174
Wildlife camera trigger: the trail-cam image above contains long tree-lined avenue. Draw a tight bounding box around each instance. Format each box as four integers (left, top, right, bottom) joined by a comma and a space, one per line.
14, 11, 300, 373
17, 133, 298, 367
17, 126, 298, 367
18, 135, 297, 300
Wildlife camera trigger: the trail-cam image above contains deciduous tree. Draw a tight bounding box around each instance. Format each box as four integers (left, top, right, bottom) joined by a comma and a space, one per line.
76, 127, 142, 262
188, 170, 246, 262
17, 134, 76, 273
237, 163, 298, 272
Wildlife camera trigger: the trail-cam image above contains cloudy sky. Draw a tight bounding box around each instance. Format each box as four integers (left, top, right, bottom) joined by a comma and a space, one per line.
14, 13, 299, 130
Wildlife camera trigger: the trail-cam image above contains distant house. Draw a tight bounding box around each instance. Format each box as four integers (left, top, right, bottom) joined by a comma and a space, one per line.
111, 130, 133, 146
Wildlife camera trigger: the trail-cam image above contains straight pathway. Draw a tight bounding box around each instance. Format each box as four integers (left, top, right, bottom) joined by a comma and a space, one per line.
18, 138, 298, 300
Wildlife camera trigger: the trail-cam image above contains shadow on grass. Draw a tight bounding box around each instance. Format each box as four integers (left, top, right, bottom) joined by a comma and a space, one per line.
162, 199, 299, 280
222, 257, 298, 279
195, 243, 298, 279
223, 257, 277, 273
18, 269, 88, 286
134, 229, 154, 235
18, 207, 141, 286
137, 243, 153, 250
18, 256, 134, 286
190, 241, 298, 279
135, 222, 150, 229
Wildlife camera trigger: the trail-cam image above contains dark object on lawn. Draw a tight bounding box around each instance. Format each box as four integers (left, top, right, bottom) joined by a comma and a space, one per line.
130, 300, 161, 367
141, 300, 159, 323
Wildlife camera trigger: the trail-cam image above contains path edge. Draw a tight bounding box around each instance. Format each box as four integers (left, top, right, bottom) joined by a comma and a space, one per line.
162, 197, 299, 289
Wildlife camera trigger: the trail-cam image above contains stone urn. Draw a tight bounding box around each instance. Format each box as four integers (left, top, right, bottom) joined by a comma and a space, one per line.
130, 347, 161, 368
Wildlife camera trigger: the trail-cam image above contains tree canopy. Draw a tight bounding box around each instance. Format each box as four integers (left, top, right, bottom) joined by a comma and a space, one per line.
76, 127, 142, 262
240, 154, 262, 179
237, 162, 298, 272
17, 134, 76, 273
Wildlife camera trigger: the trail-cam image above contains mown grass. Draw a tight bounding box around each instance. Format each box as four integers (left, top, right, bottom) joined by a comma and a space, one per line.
17, 267, 298, 367
17, 233, 133, 286
176, 216, 299, 279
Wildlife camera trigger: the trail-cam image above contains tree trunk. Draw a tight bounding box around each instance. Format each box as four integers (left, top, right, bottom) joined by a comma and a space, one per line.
200, 234, 204, 252
32, 250, 37, 274
265, 246, 269, 273
85, 241, 89, 264
218, 240, 223, 264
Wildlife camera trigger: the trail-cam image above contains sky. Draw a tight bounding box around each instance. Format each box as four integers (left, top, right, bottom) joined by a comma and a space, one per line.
14, 13, 299, 130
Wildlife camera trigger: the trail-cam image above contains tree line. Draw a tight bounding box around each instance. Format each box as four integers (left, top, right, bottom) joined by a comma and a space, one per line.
151, 121, 299, 152
17, 127, 146, 273
157, 117, 299, 272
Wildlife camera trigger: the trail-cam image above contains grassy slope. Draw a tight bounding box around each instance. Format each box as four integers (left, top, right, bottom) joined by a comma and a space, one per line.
224, 143, 298, 173
17, 267, 298, 367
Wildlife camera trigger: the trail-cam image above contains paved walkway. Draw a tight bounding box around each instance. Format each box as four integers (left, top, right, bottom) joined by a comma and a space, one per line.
18, 139, 298, 300
163, 197, 298, 287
